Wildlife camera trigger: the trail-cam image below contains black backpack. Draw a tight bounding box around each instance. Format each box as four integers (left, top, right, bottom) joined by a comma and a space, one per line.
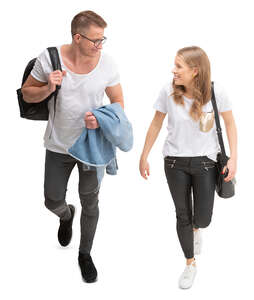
17, 47, 62, 121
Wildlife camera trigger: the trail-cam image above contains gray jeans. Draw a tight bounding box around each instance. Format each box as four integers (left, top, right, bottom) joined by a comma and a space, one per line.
44, 149, 100, 254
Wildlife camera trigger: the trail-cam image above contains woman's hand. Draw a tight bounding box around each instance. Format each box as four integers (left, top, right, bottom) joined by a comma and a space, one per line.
223, 157, 237, 182
138, 111, 166, 180
139, 158, 150, 180
220, 111, 237, 182
84, 112, 99, 129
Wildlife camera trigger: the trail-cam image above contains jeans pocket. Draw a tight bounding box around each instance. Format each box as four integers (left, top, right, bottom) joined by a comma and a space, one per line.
201, 161, 216, 171
164, 157, 176, 168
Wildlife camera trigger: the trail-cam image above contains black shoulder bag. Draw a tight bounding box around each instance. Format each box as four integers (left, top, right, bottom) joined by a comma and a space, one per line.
17, 47, 62, 121
211, 82, 236, 198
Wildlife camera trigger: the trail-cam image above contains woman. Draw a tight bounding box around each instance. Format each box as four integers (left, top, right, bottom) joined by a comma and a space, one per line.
139, 46, 237, 289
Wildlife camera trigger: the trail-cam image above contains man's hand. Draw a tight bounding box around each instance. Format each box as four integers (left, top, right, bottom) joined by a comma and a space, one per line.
84, 112, 99, 129
48, 70, 66, 93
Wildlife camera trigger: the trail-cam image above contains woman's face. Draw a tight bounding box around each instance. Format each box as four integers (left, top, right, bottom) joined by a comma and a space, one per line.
172, 55, 197, 87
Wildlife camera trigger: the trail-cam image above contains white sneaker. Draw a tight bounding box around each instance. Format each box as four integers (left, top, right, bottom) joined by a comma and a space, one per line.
178, 261, 197, 289
194, 229, 202, 255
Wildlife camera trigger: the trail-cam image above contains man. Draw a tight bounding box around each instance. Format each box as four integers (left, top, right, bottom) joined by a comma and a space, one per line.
22, 10, 124, 283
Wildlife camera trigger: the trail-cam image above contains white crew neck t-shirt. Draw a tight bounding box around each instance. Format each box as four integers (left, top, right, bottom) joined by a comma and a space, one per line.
31, 46, 120, 154
153, 82, 232, 161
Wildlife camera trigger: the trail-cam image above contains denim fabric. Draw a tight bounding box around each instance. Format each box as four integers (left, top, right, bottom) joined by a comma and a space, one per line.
68, 103, 133, 179
164, 156, 217, 259
44, 150, 100, 254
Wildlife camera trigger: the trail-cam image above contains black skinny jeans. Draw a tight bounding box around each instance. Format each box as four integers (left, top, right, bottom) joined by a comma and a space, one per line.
164, 156, 217, 259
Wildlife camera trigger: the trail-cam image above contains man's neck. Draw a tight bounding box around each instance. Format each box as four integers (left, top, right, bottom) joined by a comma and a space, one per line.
60, 44, 101, 74
66, 44, 99, 66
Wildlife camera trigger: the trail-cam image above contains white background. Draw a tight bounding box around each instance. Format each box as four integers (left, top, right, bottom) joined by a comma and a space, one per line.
1, 0, 253, 299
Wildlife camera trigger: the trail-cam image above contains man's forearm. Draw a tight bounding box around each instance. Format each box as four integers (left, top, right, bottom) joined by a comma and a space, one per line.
22, 85, 52, 103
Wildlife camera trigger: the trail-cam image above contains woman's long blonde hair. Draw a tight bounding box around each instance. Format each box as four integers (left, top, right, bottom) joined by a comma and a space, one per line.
172, 46, 211, 121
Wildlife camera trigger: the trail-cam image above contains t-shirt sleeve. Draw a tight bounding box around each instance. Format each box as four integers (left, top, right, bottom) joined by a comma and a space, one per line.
106, 55, 120, 87
30, 50, 49, 83
214, 82, 232, 112
153, 86, 168, 114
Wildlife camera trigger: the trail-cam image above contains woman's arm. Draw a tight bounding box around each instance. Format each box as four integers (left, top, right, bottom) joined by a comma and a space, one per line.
139, 111, 166, 179
220, 110, 237, 181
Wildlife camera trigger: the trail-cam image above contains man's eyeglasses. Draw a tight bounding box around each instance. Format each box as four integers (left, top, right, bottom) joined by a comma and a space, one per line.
73, 33, 107, 48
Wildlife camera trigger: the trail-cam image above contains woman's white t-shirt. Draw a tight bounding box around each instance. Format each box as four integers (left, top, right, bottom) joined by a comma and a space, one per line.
31, 46, 120, 154
153, 82, 232, 161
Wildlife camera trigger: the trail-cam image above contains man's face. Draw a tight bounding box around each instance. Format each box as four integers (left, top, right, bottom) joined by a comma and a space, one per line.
77, 25, 105, 57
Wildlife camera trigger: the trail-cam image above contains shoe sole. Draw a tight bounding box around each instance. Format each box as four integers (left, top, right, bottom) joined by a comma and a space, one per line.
79, 269, 98, 283
83, 277, 98, 283
179, 274, 197, 289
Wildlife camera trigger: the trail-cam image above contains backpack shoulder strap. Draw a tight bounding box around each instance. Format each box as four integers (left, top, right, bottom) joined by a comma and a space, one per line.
46, 47, 62, 138
47, 47, 62, 72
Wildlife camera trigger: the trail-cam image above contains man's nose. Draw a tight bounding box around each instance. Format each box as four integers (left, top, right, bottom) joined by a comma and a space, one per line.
96, 43, 103, 50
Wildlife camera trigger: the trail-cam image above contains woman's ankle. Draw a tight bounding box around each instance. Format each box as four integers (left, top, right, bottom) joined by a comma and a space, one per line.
186, 258, 195, 265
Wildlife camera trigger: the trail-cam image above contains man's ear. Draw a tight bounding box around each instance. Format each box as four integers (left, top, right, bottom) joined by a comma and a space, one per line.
73, 34, 81, 44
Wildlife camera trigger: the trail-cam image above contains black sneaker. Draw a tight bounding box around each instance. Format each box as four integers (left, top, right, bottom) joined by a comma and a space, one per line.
57, 204, 75, 247
78, 252, 98, 283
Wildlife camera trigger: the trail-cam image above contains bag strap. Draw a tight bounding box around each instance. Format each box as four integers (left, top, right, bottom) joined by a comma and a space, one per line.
47, 47, 62, 73
47, 47, 62, 111
47, 47, 62, 138
210, 82, 228, 161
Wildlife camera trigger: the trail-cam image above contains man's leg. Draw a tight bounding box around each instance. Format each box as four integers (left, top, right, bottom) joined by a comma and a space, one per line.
77, 163, 101, 283
77, 163, 100, 254
44, 150, 76, 221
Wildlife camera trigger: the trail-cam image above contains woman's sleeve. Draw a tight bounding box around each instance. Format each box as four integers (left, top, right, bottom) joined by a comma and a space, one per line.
153, 86, 168, 114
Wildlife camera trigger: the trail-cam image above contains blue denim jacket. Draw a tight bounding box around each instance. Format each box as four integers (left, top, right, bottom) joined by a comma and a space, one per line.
68, 103, 133, 184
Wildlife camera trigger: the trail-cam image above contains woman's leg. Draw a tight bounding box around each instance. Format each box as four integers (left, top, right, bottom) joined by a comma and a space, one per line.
164, 158, 194, 261
192, 158, 217, 229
